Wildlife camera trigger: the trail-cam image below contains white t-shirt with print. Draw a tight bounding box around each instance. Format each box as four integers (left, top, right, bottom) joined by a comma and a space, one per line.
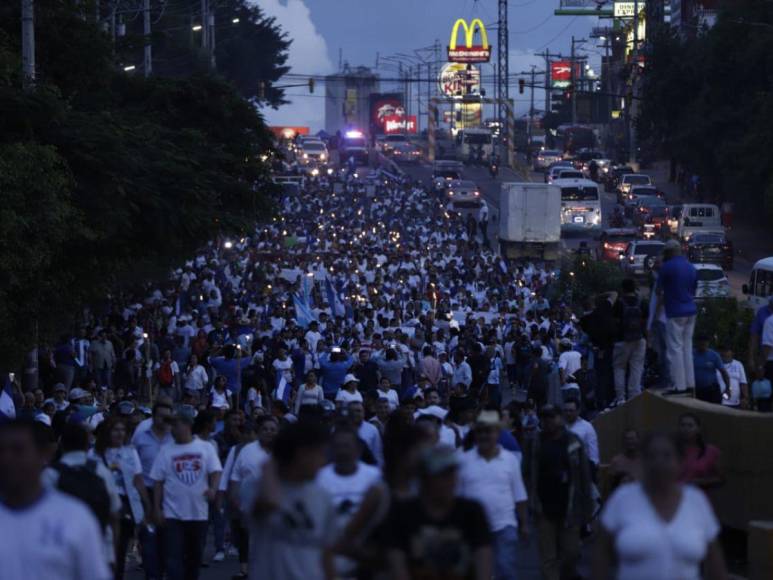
149, 439, 222, 521
601, 482, 719, 580
335, 389, 363, 405
0, 490, 111, 580
719, 359, 747, 407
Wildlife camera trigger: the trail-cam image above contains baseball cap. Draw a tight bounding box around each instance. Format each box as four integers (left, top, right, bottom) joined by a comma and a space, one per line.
117, 401, 136, 416
415, 405, 447, 422
475, 409, 503, 428
68, 387, 90, 402
343, 373, 360, 384
53, 383, 67, 393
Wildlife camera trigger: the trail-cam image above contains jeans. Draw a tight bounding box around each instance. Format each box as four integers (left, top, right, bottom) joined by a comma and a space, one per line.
492, 525, 518, 580
164, 519, 208, 580
666, 315, 696, 392
612, 338, 646, 402
536, 518, 580, 580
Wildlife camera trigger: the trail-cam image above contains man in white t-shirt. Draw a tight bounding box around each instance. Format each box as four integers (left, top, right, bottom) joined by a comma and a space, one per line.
558, 339, 582, 392
317, 425, 382, 575
305, 321, 323, 353
0, 419, 111, 580
718, 346, 749, 409
150, 409, 222, 580
458, 410, 528, 580
348, 401, 383, 466
563, 399, 600, 470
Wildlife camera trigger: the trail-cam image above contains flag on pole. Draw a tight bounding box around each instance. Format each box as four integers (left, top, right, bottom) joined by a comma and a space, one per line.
301, 273, 314, 306
292, 292, 315, 328
0, 374, 16, 423
325, 278, 346, 318
273, 372, 292, 406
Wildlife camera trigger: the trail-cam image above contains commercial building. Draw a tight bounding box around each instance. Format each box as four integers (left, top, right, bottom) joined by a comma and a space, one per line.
324, 65, 380, 135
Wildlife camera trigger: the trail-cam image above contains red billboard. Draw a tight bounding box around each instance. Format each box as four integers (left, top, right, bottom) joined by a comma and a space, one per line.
369, 93, 406, 134
384, 115, 417, 134
551, 60, 582, 88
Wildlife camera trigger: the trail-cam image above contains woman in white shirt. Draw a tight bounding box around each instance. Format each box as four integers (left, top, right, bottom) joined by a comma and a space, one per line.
294, 371, 325, 414
184, 354, 209, 392
335, 374, 364, 408
593, 432, 727, 580
92, 416, 151, 580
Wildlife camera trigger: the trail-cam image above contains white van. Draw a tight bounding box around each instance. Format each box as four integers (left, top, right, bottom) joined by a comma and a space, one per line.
743, 257, 773, 309
555, 178, 602, 232
677, 203, 725, 241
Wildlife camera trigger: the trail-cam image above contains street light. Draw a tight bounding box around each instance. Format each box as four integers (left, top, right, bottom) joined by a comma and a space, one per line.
192, 24, 202, 31
232, 17, 239, 23
123, 65, 136, 72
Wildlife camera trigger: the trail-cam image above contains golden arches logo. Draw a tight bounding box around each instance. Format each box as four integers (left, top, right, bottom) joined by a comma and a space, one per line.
448, 18, 491, 63
449, 18, 489, 50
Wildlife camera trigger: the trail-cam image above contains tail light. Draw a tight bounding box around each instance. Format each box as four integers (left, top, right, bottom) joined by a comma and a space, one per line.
474, 191, 480, 197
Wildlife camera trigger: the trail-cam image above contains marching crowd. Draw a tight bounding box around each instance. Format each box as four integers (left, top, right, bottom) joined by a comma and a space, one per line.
0, 165, 754, 580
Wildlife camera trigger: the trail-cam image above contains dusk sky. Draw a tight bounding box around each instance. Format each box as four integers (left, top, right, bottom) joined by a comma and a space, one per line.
255, 0, 603, 129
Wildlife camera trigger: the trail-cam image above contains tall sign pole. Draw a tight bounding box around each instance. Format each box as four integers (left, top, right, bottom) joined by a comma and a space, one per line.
21, 0, 35, 89
498, 0, 509, 160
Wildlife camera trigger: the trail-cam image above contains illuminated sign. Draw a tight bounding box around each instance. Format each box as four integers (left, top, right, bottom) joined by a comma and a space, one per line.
369, 93, 405, 133
448, 18, 491, 63
438, 62, 481, 96
614, 1, 645, 18
384, 115, 417, 134
550, 60, 581, 88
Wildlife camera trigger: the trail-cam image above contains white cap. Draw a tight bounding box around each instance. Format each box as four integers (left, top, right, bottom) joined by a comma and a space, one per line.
343, 374, 360, 384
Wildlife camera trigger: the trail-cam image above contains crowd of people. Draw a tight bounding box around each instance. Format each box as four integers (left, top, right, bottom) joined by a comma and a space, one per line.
0, 164, 754, 580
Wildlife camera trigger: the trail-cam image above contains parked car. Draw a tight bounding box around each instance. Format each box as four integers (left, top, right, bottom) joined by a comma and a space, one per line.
687, 232, 734, 270
694, 264, 730, 299
621, 240, 665, 277
599, 228, 639, 262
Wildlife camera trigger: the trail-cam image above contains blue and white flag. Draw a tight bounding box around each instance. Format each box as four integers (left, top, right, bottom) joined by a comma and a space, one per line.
0, 374, 16, 422
301, 273, 315, 307
273, 372, 292, 406
292, 292, 315, 328
325, 278, 346, 318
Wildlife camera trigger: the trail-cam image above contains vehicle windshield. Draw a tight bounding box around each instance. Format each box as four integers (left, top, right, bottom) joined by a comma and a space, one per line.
625, 175, 651, 185
692, 234, 725, 244
561, 186, 599, 201
559, 171, 583, 178
541, 150, 560, 156
345, 138, 367, 148
386, 135, 407, 142
639, 198, 666, 208
464, 133, 492, 145
634, 244, 664, 256
631, 187, 658, 196
435, 170, 461, 179
303, 143, 326, 152
649, 206, 668, 217
697, 269, 725, 282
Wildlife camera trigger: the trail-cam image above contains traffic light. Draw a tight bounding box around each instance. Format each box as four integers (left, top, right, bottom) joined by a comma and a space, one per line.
308, 78, 315, 93
518, 78, 525, 94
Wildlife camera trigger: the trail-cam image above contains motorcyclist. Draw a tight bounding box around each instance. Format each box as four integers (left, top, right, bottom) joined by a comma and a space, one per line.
589, 159, 599, 182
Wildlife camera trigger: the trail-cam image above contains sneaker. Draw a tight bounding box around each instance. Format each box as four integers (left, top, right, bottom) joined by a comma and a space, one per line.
213, 551, 225, 563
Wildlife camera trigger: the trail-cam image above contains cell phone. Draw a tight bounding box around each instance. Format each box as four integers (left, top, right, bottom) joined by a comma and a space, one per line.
331, 347, 342, 353
8, 373, 15, 383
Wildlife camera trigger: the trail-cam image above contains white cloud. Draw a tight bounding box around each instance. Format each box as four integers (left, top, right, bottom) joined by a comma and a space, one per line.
250, 0, 334, 131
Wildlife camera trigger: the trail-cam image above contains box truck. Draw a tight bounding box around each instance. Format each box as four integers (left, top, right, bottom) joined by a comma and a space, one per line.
499, 182, 561, 260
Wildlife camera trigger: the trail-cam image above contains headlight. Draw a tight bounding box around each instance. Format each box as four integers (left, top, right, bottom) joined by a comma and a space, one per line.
320, 153, 326, 160
303, 153, 308, 159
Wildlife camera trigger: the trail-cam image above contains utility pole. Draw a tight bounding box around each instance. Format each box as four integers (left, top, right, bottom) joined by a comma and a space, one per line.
528, 66, 536, 145
544, 49, 550, 115
208, 8, 215, 69
570, 36, 576, 125
498, 0, 509, 161
200, 0, 208, 50
630, 0, 639, 165
21, 0, 35, 89
143, 0, 151, 76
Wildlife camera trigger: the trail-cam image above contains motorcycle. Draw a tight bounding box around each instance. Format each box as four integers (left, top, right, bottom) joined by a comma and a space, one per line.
489, 163, 499, 178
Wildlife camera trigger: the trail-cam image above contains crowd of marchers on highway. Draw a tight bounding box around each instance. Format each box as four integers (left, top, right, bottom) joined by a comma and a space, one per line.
5, 137, 773, 580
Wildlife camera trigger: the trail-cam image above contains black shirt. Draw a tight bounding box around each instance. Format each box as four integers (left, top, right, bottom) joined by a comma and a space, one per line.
385, 497, 491, 580
537, 433, 571, 521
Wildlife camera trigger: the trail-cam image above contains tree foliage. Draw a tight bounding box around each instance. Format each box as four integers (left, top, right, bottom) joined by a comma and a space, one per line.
0, 0, 283, 370
639, 0, 773, 219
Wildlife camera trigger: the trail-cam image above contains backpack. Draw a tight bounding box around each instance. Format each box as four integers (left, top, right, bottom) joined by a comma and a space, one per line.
620, 297, 644, 342
55, 459, 111, 530
158, 360, 174, 386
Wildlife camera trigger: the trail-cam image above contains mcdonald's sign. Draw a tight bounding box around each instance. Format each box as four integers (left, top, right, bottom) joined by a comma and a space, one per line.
447, 18, 491, 63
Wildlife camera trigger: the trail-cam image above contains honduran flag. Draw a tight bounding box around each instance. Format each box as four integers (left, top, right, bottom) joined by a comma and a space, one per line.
0, 374, 16, 423
273, 372, 292, 406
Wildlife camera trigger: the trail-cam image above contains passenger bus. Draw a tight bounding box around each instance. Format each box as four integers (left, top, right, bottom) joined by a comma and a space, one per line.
455, 128, 494, 163
554, 178, 602, 232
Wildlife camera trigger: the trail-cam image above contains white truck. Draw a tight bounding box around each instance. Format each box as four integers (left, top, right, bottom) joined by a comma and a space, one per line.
499, 182, 561, 261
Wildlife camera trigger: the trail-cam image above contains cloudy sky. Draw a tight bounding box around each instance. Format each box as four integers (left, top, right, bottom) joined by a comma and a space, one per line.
255, 0, 603, 130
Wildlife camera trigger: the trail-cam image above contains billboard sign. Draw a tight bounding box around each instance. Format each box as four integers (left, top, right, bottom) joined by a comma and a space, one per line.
614, 1, 646, 18
551, 60, 572, 88
447, 18, 491, 63
438, 62, 481, 96
555, 0, 613, 15
383, 115, 417, 134
369, 93, 406, 134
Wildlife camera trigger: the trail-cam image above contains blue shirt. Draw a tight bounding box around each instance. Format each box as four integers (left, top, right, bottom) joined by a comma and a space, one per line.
209, 356, 242, 393
657, 256, 697, 319
498, 429, 522, 454
318, 353, 353, 396
131, 427, 173, 487
751, 305, 773, 338
693, 349, 723, 390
